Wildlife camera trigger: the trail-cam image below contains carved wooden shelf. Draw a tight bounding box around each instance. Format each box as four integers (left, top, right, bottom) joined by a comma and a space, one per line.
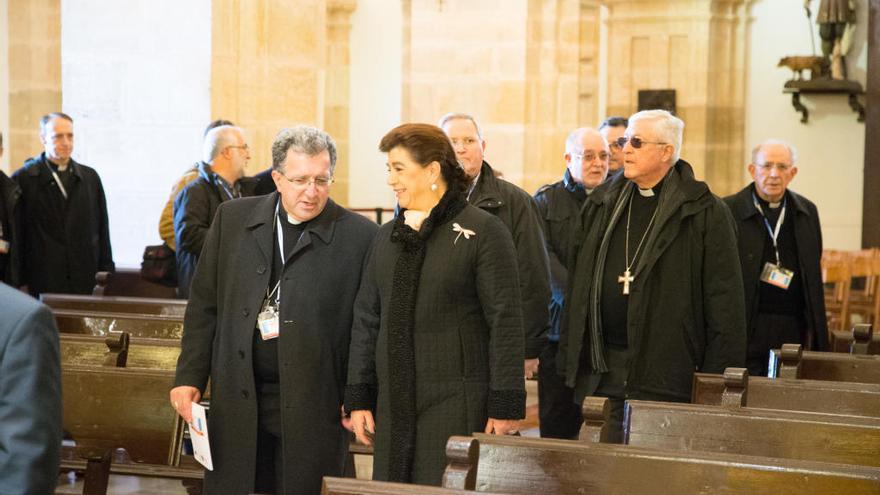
783, 79, 865, 124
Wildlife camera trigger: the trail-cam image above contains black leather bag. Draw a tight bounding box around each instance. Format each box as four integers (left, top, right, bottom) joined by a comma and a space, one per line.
140, 243, 177, 287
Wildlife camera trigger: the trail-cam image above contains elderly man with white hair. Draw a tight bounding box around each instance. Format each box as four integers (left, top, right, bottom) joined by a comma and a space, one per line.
724, 140, 827, 376
557, 110, 746, 442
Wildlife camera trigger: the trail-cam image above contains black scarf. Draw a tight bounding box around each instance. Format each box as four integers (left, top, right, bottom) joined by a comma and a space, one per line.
386, 188, 467, 482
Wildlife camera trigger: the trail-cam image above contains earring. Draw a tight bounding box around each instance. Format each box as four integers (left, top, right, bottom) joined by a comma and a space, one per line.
430, 183, 438, 192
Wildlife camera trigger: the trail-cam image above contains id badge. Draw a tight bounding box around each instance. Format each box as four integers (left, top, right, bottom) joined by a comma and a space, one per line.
760, 262, 794, 290
257, 306, 280, 340
0, 239, 8, 254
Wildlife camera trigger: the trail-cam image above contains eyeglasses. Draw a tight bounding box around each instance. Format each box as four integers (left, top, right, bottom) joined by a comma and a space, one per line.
281, 175, 334, 189
226, 144, 249, 152
572, 151, 609, 162
755, 162, 792, 173
616, 136, 667, 149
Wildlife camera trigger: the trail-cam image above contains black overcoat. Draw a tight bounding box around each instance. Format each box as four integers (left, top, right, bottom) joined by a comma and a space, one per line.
13, 153, 114, 295
559, 160, 747, 402
723, 185, 828, 350
346, 204, 526, 485
0, 171, 22, 287
174, 193, 378, 494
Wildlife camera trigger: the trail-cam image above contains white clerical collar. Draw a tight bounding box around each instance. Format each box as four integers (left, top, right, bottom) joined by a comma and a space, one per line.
287, 214, 303, 225
768, 201, 782, 209
637, 187, 655, 197
585, 187, 595, 195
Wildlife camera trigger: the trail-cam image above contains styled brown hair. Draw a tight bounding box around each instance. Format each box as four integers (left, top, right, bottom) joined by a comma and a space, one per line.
379, 123, 469, 194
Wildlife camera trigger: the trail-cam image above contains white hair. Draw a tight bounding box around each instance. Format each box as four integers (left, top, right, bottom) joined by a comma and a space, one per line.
437, 112, 483, 140
752, 139, 798, 165
202, 125, 243, 163
628, 110, 684, 162
565, 127, 606, 154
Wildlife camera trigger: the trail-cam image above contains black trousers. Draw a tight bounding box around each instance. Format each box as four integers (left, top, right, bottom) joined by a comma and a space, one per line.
538, 342, 583, 439
254, 390, 283, 493
747, 312, 804, 377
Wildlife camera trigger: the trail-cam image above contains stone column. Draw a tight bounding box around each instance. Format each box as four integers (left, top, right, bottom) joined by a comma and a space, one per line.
602, 0, 751, 195
211, 0, 328, 176
8, 0, 61, 171
325, 0, 357, 205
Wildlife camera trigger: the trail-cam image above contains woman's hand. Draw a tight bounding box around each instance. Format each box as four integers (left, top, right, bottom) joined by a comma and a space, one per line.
350, 410, 376, 446
484, 418, 520, 436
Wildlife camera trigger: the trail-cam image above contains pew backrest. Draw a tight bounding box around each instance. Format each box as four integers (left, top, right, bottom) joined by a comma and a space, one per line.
769, 344, 880, 384
42, 293, 187, 317
54, 309, 184, 339
60, 333, 181, 370
442, 434, 880, 494
321, 477, 502, 495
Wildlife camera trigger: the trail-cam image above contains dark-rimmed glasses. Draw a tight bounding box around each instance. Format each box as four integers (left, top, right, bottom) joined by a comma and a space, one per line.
616, 136, 666, 149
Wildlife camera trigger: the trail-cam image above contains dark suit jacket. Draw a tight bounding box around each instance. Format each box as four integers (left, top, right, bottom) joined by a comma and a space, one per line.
723, 184, 828, 350
0, 284, 62, 494
174, 193, 377, 494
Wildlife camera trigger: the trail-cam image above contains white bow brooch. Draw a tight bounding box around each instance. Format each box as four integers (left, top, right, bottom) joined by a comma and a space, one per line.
452, 223, 476, 244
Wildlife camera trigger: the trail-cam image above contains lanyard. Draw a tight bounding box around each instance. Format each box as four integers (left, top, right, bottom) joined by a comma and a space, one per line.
267, 202, 306, 306
216, 177, 238, 201
752, 193, 786, 266
46, 163, 69, 200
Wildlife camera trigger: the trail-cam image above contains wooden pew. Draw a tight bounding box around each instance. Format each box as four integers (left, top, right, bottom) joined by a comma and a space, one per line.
60, 333, 181, 370
830, 324, 879, 355
769, 343, 880, 384
618, 399, 880, 468
321, 477, 505, 495
94, 268, 178, 298
692, 367, 880, 417
441, 434, 880, 493
54, 308, 184, 339
42, 293, 187, 317
62, 365, 202, 494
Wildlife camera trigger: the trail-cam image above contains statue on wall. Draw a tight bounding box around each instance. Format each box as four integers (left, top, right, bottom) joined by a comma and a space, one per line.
806, 0, 856, 80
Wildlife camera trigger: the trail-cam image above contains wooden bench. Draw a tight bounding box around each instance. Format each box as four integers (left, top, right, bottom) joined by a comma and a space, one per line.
61, 333, 181, 370
769, 343, 880, 384
441, 434, 880, 493
54, 308, 184, 339
692, 367, 880, 417
616, 398, 880, 468
321, 477, 506, 495
830, 324, 879, 354
42, 293, 187, 317
62, 365, 202, 494
93, 268, 177, 299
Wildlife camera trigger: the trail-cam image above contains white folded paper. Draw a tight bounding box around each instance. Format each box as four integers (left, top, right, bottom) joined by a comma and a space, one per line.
190, 402, 213, 471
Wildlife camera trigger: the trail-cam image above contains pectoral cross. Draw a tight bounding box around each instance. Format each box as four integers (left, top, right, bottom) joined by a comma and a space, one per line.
618, 269, 634, 295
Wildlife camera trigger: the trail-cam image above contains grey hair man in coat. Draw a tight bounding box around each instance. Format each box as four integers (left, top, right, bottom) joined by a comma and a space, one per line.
439, 112, 551, 379
533, 127, 610, 439
14, 112, 114, 296
559, 110, 746, 442
170, 125, 378, 494
724, 140, 827, 376
0, 283, 62, 494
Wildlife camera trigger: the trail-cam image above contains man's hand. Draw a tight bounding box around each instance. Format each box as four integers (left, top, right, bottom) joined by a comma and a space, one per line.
350, 410, 375, 446
524, 358, 540, 379
169, 386, 201, 424
485, 418, 520, 436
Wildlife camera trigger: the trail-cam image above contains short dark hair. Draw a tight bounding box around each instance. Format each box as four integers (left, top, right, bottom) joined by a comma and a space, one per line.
39, 112, 74, 135
379, 123, 470, 194
204, 119, 235, 137
599, 116, 628, 130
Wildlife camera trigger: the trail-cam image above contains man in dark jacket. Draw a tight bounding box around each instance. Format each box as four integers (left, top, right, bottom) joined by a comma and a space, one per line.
559, 110, 746, 442
724, 140, 827, 376
440, 113, 551, 378
170, 125, 378, 494
0, 132, 23, 288
534, 127, 609, 439
173, 125, 256, 298
14, 112, 114, 296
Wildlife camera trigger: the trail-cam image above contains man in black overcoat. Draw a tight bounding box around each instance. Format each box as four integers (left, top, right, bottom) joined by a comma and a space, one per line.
171, 125, 378, 494
724, 140, 827, 376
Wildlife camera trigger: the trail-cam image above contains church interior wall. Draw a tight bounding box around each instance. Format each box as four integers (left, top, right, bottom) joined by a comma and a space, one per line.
745, 0, 867, 250
0, 0, 8, 174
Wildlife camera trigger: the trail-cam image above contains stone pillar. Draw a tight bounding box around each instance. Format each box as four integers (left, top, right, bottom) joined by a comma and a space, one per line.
8, 0, 61, 172
211, 0, 328, 176
325, 0, 357, 205
602, 0, 751, 195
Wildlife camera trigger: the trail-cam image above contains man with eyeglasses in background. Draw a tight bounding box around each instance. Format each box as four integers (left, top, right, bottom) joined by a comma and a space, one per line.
171, 125, 378, 494
533, 127, 609, 439
173, 125, 256, 298
598, 116, 628, 173
724, 140, 827, 376
558, 110, 745, 442
439, 112, 551, 381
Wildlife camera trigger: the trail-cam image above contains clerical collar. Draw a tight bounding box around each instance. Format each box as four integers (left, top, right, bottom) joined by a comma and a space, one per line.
635, 175, 666, 198
48, 160, 70, 173
637, 187, 654, 197
280, 211, 304, 226
754, 189, 785, 209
